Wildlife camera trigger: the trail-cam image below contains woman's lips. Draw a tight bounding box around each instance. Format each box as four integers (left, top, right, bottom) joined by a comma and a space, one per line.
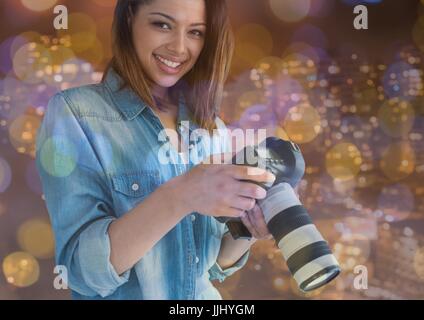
153, 54, 186, 75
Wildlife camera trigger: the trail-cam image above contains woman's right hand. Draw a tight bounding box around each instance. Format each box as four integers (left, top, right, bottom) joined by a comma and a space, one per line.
177, 154, 276, 218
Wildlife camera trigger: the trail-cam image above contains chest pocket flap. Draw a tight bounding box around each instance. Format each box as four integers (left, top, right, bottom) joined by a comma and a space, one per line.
111, 171, 161, 198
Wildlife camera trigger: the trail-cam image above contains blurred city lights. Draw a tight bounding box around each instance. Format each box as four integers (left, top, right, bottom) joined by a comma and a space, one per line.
0, 0, 423, 300
2, 252, 40, 288
17, 218, 55, 259
21, 0, 58, 12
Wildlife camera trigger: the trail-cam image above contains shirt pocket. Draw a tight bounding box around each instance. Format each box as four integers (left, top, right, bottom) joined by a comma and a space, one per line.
110, 170, 161, 216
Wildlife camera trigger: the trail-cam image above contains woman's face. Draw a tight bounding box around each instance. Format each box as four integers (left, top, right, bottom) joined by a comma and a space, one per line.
132, 0, 206, 89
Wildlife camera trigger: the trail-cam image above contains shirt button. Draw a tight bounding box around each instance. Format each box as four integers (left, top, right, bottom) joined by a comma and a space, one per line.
191, 214, 196, 222
195, 256, 199, 264
131, 183, 139, 191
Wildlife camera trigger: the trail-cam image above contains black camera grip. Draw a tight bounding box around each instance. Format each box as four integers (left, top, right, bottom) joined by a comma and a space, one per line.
226, 218, 252, 239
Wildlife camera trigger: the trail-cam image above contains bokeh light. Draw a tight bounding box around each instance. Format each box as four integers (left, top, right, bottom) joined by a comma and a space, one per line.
269, 0, 311, 23
273, 75, 306, 121
10, 31, 43, 57
21, 0, 58, 12
254, 56, 284, 80
8, 114, 41, 158
282, 42, 328, 66
57, 13, 97, 53
43, 45, 76, 87
272, 276, 290, 293
378, 98, 415, 138
325, 143, 363, 181
382, 61, 423, 101
380, 142, 416, 181
2, 252, 40, 288
234, 24, 273, 70
238, 104, 276, 133
235, 89, 268, 121
39, 136, 78, 178
333, 233, 371, 271
282, 104, 321, 144
13, 42, 52, 84
17, 218, 55, 259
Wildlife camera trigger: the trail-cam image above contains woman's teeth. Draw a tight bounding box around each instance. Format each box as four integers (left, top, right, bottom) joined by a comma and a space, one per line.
154, 54, 183, 69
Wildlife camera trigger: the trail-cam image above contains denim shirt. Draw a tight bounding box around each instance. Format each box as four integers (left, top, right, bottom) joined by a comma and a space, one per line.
35, 69, 250, 300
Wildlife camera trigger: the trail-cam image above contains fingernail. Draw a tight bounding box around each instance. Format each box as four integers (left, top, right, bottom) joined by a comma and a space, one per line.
267, 172, 276, 183
247, 167, 266, 176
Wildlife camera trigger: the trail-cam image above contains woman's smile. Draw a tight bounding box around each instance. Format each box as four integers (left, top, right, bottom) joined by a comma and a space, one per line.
153, 53, 187, 75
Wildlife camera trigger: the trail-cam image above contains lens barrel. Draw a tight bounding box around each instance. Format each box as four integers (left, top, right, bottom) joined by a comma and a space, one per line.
258, 183, 340, 292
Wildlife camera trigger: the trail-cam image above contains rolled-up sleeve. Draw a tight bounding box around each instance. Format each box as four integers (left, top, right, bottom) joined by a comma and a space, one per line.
208, 248, 250, 283
36, 92, 129, 298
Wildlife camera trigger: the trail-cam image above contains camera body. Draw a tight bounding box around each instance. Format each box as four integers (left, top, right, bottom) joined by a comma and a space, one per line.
217, 137, 305, 239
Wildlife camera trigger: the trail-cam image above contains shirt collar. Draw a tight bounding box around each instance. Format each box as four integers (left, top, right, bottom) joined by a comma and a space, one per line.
104, 68, 200, 133
104, 68, 148, 120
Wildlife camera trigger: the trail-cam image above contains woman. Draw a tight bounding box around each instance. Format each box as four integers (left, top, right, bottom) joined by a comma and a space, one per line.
36, 0, 274, 300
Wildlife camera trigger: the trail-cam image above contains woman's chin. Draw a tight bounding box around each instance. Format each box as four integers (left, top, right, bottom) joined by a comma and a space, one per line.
153, 77, 180, 88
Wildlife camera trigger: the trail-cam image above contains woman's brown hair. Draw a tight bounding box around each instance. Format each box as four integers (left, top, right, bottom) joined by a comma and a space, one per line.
104, 0, 234, 131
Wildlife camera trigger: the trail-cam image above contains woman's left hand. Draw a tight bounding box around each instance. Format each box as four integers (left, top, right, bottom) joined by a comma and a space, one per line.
240, 204, 273, 240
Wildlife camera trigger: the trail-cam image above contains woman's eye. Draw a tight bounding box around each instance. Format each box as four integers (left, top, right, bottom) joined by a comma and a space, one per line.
191, 30, 204, 38
153, 22, 171, 30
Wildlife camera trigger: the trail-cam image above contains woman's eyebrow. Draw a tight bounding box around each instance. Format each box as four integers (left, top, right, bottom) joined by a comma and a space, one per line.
148, 12, 206, 27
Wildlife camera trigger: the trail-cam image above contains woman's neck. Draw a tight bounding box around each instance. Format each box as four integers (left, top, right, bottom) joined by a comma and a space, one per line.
151, 83, 170, 103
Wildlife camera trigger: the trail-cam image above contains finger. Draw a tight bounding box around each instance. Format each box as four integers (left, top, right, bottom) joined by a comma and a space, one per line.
250, 205, 272, 238
235, 181, 267, 199
245, 209, 265, 239
202, 152, 234, 165
240, 211, 261, 239
230, 165, 276, 184
231, 196, 256, 211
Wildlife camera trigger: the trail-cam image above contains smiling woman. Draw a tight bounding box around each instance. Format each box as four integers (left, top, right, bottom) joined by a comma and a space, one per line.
36, 0, 273, 301
108, 0, 234, 131
131, 1, 206, 88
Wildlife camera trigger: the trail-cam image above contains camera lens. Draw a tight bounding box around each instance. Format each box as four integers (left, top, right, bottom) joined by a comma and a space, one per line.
258, 182, 341, 292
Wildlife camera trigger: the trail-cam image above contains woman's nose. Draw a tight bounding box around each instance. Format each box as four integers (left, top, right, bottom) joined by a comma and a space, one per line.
167, 32, 187, 56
